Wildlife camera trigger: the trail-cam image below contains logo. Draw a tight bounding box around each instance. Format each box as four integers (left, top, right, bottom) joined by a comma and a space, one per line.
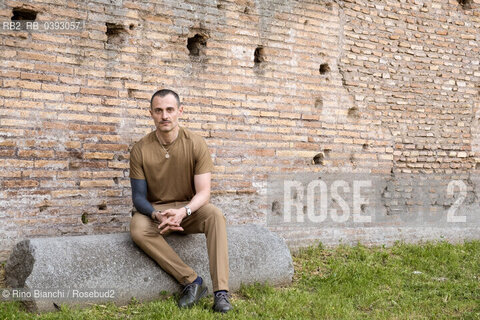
2, 289, 10, 299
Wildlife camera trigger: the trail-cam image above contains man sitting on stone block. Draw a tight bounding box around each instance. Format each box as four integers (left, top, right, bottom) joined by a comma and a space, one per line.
128, 89, 232, 313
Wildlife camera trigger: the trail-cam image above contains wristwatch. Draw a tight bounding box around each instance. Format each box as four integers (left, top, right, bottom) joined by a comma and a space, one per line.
184, 206, 192, 216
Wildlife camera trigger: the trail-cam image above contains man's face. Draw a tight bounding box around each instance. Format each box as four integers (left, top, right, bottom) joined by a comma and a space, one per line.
150, 94, 183, 133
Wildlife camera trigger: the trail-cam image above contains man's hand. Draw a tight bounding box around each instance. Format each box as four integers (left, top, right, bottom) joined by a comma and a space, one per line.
157, 208, 187, 235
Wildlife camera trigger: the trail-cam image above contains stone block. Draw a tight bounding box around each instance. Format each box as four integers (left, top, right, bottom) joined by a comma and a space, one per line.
5, 225, 293, 312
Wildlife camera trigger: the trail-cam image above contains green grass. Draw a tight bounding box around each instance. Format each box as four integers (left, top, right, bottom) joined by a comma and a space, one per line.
1, 241, 479, 319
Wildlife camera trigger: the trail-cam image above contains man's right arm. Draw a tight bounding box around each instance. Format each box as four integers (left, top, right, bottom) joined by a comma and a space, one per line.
130, 178, 155, 219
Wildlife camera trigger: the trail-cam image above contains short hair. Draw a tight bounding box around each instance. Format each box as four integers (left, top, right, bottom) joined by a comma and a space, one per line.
150, 89, 181, 109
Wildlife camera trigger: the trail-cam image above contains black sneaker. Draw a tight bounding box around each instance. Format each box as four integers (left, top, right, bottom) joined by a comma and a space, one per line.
213, 291, 233, 313
177, 282, 207, 308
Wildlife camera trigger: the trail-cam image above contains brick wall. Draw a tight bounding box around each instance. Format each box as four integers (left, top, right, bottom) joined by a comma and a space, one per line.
1, 0, 479, 260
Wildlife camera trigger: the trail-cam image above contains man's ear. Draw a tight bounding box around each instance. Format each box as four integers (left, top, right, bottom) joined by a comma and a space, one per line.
178, 106, 184, 116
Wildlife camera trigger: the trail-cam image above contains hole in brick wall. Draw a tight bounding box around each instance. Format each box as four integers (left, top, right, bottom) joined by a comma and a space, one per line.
292, 189, 298, 200
128, 88, 136, 98
347, 107, 360, 119
129, 23, 135, 30
271, 201, 281, 215
362, 143, 369, 150
98, 203, 107, 210
314, 97, 323, 109
304, 19, 309, 25
313, 153, 324, 165
113, 177, 119, 184
69, 150, 83, 159
457, 0, 472, 9
217, 3, 223, 9
323, 149, 331, 157
244, 6, 251, 14
254, 46, 265, 65
476, 163, 480, 170
106, 22, 126, 44
350, 155, 357, 168
360, 204, 367, 212
11, 7, 37, 21
39, 204, 49, 212
81, 212, 88, 224
187, 33, 207, 57
319, 63, 330, 75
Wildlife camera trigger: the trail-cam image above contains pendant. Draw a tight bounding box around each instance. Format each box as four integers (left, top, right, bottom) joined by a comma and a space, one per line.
165, 153, 170, 159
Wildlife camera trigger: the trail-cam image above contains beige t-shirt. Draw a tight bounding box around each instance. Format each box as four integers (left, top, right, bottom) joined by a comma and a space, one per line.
129, 127, 213, 204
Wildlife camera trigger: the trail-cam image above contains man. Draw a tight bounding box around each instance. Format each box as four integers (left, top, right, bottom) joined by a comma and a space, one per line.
129, 89, 232, 313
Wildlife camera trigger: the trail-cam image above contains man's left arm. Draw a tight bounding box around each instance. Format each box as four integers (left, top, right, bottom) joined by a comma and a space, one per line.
158, 172, 211, 233
185, 172, 211, 212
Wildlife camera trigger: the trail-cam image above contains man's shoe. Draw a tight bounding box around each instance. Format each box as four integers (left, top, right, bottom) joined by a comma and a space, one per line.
213, 291, 233, 313
177, 282, 207, 308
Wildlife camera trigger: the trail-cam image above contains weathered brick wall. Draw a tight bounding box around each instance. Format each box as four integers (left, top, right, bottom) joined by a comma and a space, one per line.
1, 0, 479, 260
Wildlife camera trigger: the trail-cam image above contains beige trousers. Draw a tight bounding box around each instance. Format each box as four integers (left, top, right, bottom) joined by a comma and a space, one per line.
129, 201, 229, 292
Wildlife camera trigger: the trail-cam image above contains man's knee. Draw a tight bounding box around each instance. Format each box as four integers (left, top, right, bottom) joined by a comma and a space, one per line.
130, 213, 151, 243
204, 204, 226, 223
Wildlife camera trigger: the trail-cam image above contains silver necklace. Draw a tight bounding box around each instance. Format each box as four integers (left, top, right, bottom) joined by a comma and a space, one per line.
156, 131, 175, 159
159, 143, 171, 159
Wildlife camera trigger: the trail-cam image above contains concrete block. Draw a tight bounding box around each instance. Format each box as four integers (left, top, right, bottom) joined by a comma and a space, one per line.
5, 225, 293, 312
